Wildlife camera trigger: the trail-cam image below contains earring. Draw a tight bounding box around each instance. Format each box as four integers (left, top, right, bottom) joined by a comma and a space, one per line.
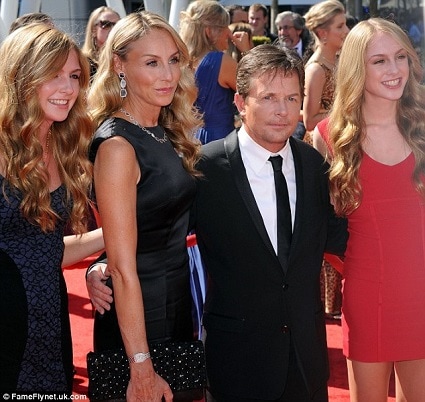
323, 37, 327, 44
119, 72, 127, 98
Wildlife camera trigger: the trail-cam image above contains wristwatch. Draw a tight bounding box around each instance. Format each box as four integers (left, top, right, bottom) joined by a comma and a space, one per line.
128, 351, 151, 363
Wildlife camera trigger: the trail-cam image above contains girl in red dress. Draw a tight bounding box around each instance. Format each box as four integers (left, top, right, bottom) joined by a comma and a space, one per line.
328, 18, 425, 402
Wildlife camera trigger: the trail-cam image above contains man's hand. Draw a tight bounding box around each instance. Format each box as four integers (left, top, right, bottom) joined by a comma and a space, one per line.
86, 263, 113, 314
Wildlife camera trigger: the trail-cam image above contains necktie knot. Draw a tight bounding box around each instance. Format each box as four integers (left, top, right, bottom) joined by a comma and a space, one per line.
269, 155, 283, 172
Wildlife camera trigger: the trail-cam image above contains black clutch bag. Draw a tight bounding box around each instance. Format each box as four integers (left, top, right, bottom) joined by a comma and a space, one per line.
87, 340, 207, 401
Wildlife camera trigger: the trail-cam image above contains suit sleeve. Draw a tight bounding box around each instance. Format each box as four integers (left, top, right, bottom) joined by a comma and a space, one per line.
321, 159, 348, 256
325, 209, 348, 256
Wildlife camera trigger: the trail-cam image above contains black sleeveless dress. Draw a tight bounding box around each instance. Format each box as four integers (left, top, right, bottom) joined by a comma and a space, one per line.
90, 118, 196, 351
0, 177, 73, 393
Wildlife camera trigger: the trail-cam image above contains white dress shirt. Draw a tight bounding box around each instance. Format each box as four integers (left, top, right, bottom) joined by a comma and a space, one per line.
238, 127, 296, 254
293, 39, 303, 57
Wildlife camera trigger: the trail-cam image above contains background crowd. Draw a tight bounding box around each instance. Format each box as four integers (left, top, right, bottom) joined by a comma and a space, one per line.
0, 1, 424, 402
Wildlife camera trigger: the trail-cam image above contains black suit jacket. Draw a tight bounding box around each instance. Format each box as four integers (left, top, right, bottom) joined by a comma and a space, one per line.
191, 130, 347, 400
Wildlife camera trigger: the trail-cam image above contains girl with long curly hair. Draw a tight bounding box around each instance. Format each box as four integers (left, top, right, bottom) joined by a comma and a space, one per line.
329, 18, 425, 402
0, 24, 103, 393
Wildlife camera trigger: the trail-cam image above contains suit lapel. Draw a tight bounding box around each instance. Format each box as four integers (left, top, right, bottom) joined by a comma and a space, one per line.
288, 138, 305, 261
224, 131, 277, 259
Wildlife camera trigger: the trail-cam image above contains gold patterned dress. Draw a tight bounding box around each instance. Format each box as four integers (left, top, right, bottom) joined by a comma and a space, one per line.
304, 62, 342, 317
303, 61, 335, 146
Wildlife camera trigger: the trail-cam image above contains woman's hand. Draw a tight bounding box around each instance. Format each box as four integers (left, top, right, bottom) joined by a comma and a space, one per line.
127, 361, 173, 402
232, 31, 251, 53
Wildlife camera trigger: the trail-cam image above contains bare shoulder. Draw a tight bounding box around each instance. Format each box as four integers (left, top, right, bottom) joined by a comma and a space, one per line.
221, 52, 237, 66
305, 61, 326, 78
218, 53, 237, 90
95, 135, 138, 179
97, 135, 134, 157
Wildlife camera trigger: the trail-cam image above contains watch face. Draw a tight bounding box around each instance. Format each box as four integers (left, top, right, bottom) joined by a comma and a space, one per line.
130, 352, 150, 363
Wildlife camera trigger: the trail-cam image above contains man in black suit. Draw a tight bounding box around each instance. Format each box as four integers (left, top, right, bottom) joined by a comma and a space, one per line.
192, 45, 347, 402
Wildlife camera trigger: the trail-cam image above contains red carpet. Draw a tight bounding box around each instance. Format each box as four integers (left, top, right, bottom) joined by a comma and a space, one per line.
64, 258, 396, 401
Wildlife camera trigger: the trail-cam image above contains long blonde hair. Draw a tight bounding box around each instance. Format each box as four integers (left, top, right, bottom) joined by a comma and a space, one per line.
329, 18, 425, 215
304, 0, 345, 49
81, 6, 120, 65
179, 0, 230, 65
88, 11, 202, 175
0, 24, 93, 233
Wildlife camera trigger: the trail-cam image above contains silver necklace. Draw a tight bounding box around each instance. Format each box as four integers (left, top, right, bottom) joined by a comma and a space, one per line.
321, 54, 336, 68
119, 108, 167, 143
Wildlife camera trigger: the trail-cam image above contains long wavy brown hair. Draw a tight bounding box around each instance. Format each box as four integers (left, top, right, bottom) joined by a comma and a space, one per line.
0, 24, 94, 233
88, 11, 202, 175
328, 18, 425, 216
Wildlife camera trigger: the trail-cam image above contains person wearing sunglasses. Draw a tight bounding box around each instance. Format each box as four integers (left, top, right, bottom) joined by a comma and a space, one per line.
82, 6, 120, 78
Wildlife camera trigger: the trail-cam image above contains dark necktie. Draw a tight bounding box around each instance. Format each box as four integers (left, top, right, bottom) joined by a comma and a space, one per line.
269, 155, 292, 264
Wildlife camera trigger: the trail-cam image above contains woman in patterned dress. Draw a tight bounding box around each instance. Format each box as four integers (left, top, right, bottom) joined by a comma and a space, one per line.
303, 0, 349, 136
0, 24, 103, 394
302, 0, 349, 318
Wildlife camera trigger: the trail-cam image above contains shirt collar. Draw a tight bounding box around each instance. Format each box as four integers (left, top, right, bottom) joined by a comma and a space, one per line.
238, 126, 291, 175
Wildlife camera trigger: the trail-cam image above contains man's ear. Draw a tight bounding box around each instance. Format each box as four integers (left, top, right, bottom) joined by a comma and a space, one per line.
234, 92, 246, 118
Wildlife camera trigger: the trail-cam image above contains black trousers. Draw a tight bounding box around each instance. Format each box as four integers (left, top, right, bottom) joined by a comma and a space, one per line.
208, 340, 328, 402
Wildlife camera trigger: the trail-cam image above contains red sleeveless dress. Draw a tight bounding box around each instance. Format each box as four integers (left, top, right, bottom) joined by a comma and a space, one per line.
342, 152, 425, 361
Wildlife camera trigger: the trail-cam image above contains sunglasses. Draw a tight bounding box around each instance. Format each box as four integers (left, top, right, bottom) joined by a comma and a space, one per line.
97, 20, 116, 29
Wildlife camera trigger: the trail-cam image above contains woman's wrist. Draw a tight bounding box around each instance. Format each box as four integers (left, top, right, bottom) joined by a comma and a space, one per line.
128, 351, 151, 364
